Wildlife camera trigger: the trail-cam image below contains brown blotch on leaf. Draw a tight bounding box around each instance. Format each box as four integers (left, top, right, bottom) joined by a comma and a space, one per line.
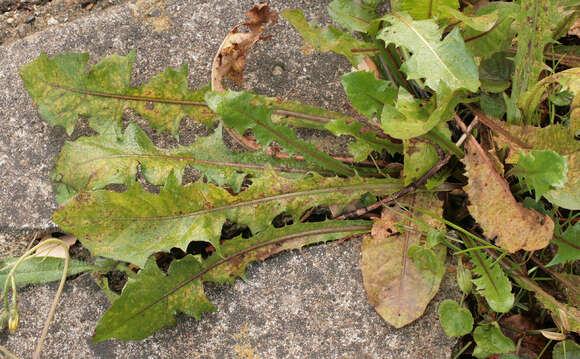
211, 2, 278, 92
461, 136, 554, 252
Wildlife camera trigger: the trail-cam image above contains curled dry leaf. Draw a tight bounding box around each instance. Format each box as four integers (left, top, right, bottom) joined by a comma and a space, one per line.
361, 193, 446, 328
211, 3, 278, 92
462, 136, 554, 252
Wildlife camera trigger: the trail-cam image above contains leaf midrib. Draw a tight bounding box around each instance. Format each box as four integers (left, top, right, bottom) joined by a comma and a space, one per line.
391, 13, 458, 84
106, 181, 399, 222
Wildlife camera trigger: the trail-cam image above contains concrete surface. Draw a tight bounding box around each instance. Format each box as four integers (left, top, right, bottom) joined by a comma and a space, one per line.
0, 0, 461, 357
2, 239, 460, 359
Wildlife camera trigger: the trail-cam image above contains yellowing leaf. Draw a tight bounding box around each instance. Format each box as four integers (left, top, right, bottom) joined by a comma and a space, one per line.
361, 193, 446, 328
462, 137, 553, 252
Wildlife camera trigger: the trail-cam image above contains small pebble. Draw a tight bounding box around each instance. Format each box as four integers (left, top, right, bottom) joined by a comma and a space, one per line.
272, 64, 284, 76
6, 17, 14, 24
26, 16, 35, 24
47, 17, 59, 25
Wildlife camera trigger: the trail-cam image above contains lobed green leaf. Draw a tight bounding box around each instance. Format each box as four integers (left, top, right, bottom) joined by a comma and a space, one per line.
53, 170, 401, 267
281, 9, 373, 66
93, 220, 372, 342
470, 250, 514, 313
19, 52, 215, 135
378, 13, 480, 93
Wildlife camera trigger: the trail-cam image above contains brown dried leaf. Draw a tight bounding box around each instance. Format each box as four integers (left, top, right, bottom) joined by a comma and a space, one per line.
361, 193, 446, 328
568, 18, 580, 37
211, 3, 278, 92
462, 137, 554, 252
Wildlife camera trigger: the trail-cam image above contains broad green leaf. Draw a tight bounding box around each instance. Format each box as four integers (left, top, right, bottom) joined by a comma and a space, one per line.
479, 52, 513, 94
515, 150, 568, 201
391, 0, 459, 20
553, 340, 580, 359
93, 255, 216, 341
54, 171, 401, 266
547, 224, 580, 267
378, 13, 480, 93
403, 139, 438, 186
328, 0, 378, 33
0, 257, 95, 287
361, 193, 446, 328
341, 71, 397, 120
481, 93, 506, 119
545, 152, 580, 210
463, 2, 517, 59
470, 250, 514, 313
206, 91, 355, 177
381, 85, 462, 140
437, 299, 474, 337
439, 6, 498, 32
508, 0, 561, 124
51, 122, 323, 203
462, 138, 554, 253
281, 9, 373, 66
93, 220, 372, 341
19, 52, 215, 135
472, 323, 515, 358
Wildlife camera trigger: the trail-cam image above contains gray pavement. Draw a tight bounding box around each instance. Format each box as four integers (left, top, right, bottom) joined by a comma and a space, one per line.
0, 0, 460, 357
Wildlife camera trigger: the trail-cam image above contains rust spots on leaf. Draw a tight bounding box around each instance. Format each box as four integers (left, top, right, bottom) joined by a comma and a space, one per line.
211, 3, 278, 92
462, 137, 553, 252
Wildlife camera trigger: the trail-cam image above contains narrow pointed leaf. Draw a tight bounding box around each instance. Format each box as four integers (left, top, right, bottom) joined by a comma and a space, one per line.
0, 257, 95, 288
361, 193, 446, 328
518, 67, 580, 126
19, 52, 216, 135
53, 171, 401, 266
282, 9, 373, 66
509, 0, 561, 123
51, 122, 323, 203
93, 220, 372, 342
378, 13, 480, 93
206, 91, 356, 177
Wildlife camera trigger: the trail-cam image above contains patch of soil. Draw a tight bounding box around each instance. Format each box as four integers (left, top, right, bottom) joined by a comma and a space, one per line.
0, 0, 127, 45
